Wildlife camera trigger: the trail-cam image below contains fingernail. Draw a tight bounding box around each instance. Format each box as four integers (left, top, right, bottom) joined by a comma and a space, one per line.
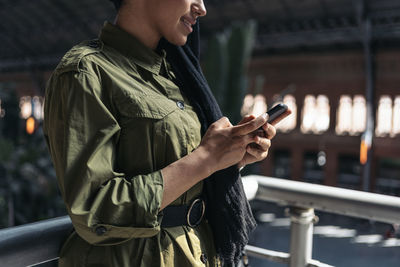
262, 113, 269, 120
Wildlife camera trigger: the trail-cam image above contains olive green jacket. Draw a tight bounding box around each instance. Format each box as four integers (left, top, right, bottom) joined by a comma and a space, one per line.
43, 22, 219, 267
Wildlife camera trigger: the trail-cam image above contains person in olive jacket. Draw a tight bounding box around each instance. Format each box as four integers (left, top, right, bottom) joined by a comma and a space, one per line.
43, 0, 276, 266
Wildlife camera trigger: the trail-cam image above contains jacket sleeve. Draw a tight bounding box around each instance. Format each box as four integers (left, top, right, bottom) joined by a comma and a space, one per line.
43, 70, 164, 246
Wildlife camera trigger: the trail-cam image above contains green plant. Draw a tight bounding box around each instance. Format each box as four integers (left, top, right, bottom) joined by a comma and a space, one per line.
203, 20, 257, 123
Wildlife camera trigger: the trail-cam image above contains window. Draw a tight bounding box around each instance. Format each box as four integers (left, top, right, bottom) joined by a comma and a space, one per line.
301, 94, 330, 134
351, 95, 367, 135
336, 95, 367, 136
376, 95, 393, 137
301, 95, 316, 133
18, 96, 44, 121
276, 94, 297, 132
376, 157, 400, 196
32, 96, 44, 121
391, 96, 400, 137
273, 150, 291, 179
241, 94, 255, 117
18, 96, 44, 135
336, 95, 353, 135
303, 151, 324, 184
337, 155, 361, 190
19, 96, 32, 119
314, 95, 330, 133
240, 94, 267, 117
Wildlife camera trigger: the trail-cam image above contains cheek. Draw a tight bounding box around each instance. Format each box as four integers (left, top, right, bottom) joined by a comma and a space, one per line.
160, 19, 189, 45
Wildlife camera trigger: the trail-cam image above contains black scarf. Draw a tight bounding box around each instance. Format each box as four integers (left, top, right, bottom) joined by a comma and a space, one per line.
159, 23, 257, 266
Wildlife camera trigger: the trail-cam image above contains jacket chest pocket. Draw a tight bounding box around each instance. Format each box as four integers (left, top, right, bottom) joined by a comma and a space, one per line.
116, 93, 188, 175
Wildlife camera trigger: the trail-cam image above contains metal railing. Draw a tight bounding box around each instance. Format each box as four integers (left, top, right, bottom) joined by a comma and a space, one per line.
242, 175, 400, 267
0, 175, 400, 267
0, 216, 72, 267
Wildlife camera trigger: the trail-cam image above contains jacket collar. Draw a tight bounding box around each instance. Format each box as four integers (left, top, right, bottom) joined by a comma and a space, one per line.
99, 22, 165, 75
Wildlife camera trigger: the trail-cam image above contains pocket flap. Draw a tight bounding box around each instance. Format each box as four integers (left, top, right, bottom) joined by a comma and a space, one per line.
119, 92, 179, 119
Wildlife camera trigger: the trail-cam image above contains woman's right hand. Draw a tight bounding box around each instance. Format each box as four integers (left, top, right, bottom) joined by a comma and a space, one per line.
197, 114, 268, 176
160, 114, 267, 209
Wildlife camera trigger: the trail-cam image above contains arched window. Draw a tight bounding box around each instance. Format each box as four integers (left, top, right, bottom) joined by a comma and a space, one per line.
252, 94, 267, 117
240, 94, 267, 118
351, 95, 367, 135
314, 95, 330, 133
32, 96, 44, 121
18, 96, 44, 121
335, 95, 367, 136
19, 96, 32, 119
301, 94, 330, 134
376, 95, 393, 137
301, 95, 317, 133
336, 95, 353, 135
276, 94, 297, 132
392, 96, 400, 137
241, 94, 255, 117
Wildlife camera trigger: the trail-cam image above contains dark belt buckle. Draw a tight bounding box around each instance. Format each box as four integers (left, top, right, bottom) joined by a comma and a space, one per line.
186, 198, 205, 227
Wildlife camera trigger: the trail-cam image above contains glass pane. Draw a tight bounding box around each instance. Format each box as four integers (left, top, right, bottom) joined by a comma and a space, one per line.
351, 95, 367, 135
336, 95, 352, 135
19, 96, 32, 119
337, 155, 361, 190
376, 95, 392, 137
240, 94, 267, 117
314, 95, 330, 133
391, 96, 400, 137
303, 151, 324, 184
301, 95, 316, 133
252, 94, 267, 117
32, 96, 44, 121
241, 94, 254, 117
376, 157, 400, 196
273, 150, 291, 179
276, 94, 297, 132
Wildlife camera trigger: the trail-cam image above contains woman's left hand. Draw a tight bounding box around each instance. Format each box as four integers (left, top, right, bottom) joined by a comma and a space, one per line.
237, 115, 276, 168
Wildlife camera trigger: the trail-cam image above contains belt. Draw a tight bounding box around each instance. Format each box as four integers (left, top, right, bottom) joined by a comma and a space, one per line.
161, 198, 205, 228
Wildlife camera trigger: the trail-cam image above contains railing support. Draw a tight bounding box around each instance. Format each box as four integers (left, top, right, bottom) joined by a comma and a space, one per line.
289, 207, 316, 267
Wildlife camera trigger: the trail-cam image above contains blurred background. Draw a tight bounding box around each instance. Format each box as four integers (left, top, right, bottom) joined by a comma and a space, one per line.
0, 0, 400, 266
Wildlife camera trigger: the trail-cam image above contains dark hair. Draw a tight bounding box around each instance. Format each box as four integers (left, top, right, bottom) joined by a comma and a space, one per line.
109, 0, 123, 10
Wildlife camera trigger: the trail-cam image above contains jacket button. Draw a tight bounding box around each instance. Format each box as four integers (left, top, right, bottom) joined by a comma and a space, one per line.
176, 101, 185, 110
87, 40, 99, 48
200, 253, 207, 264
95, 226, 107, 236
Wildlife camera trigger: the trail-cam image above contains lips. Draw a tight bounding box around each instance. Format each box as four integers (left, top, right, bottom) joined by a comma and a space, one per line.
181, 16, 196, 33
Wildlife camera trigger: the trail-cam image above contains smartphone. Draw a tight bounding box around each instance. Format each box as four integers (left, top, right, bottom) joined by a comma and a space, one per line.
257, 103, 291, 132
266, 103, 290, 124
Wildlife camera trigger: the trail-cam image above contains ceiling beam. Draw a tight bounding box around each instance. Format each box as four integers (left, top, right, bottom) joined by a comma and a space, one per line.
255, 20, 400, 51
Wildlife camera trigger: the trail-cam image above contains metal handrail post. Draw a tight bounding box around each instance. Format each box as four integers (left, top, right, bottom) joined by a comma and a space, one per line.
289, 207, 315, 267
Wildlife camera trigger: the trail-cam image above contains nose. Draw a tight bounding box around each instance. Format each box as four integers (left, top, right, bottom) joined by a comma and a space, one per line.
192, 0, 207, 18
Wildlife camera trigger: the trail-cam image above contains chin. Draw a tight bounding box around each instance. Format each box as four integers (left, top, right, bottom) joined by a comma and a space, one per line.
176, 39, 188, 46
167, 35, 188, 46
